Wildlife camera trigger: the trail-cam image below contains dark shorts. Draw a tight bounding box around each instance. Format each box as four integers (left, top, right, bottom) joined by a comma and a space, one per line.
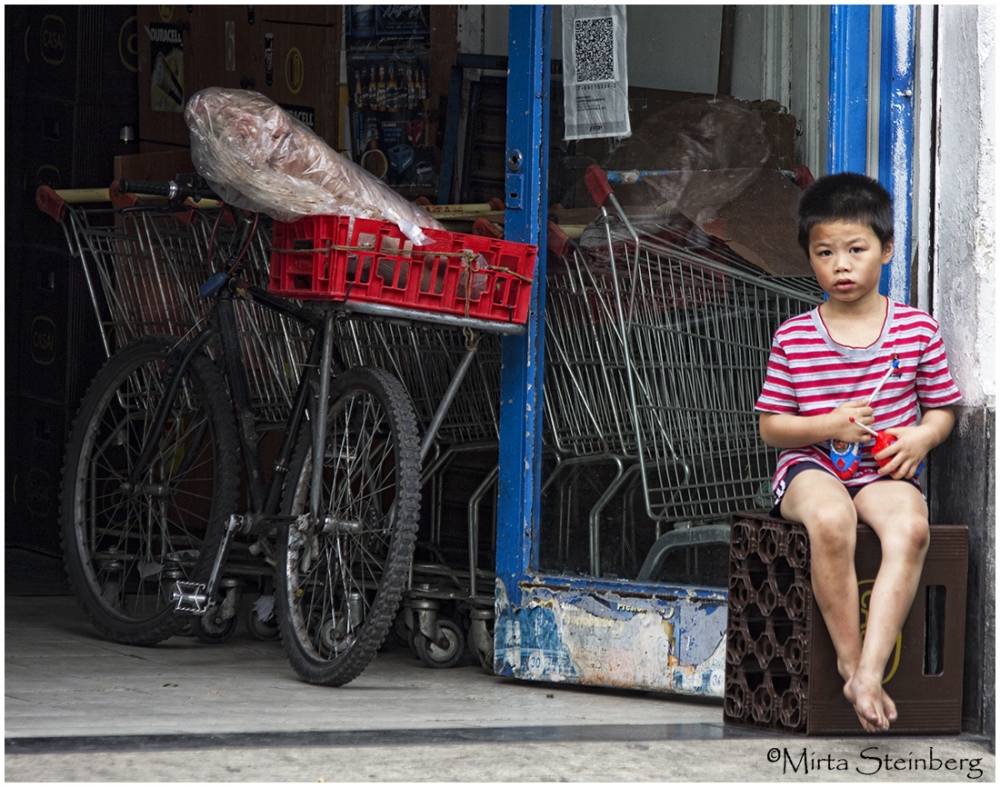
768, 461, 915, 518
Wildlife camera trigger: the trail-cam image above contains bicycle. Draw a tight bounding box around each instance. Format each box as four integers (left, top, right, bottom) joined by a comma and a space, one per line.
36, 177, 534, 686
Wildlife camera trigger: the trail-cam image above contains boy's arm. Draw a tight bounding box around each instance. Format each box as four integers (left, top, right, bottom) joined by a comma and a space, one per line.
877, 405, 956, 479
759, 400, 875, 449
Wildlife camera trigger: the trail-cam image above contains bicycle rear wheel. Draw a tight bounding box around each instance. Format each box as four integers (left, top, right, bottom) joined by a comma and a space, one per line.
61, 335, 240, 645
276, 366, 421, 686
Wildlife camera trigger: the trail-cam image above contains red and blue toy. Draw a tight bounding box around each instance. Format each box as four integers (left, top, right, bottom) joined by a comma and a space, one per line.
828, 355, 900, 480
850, 417, 925, 475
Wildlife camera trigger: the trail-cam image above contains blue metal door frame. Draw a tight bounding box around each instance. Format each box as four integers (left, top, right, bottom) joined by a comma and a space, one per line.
493, 5, 915, 697
828, 4, 916, 301
493, 5, 727, 698
495, 5, 549, 611
877, 4, 916, 302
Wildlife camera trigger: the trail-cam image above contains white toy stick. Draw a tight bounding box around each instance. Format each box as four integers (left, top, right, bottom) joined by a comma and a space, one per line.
866, 357, 900, 406
849, 417, 880, 438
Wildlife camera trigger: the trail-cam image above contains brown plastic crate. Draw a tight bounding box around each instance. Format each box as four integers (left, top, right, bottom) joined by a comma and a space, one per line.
724, 512, 967, 735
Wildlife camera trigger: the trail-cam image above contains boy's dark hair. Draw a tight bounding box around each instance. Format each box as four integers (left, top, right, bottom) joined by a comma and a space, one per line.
797, 172, 894, 253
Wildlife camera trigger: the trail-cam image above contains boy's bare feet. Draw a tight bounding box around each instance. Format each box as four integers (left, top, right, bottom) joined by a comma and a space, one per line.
882, 687, 898, 723
844, 671, 890, 732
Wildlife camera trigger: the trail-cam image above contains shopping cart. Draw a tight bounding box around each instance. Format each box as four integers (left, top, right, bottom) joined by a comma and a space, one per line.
541, 246, 641, 573
326, 317, 504, 668
540, 167, 822, 580
36, 178, 535, 684
39, 184, 313, 425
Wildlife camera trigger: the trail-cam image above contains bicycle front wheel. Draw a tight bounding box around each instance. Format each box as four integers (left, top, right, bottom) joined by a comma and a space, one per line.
61, 335, 240, 645
276, 366, 421, 686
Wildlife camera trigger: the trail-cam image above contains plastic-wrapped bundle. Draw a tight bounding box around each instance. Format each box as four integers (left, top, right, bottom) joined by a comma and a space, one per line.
184, 87, 443, 245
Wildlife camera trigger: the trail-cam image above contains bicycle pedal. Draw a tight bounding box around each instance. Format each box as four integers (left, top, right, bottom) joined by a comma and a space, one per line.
173, 581, 210, 614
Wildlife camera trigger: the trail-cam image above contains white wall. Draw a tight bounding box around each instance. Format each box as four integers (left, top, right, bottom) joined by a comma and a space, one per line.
933, 4, 996, 409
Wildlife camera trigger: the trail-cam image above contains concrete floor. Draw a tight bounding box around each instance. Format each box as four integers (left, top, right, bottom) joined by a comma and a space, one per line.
4, 551, 995, 782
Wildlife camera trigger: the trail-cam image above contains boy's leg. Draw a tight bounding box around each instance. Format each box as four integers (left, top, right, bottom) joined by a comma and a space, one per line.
846, 480, 930, 732
778, 469, 867, 715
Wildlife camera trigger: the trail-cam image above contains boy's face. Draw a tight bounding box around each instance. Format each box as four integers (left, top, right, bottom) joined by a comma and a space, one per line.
807, 220, 893, 306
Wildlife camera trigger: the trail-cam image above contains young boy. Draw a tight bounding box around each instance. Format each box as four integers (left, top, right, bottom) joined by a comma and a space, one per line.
756, 172, 961, 733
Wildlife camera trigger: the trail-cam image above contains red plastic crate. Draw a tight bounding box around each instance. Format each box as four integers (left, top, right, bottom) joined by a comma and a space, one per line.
269, 215, 537, 324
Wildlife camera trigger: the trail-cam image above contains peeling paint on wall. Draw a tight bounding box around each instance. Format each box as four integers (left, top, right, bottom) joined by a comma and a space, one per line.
495, 578, 727, 697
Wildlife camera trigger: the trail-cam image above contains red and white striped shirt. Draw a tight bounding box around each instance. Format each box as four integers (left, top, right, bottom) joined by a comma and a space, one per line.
756, 300, 961, 493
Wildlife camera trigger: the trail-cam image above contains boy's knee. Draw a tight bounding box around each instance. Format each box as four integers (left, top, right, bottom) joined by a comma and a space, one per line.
805, 505, 858, 556
869, 507, 930, 560
853, 481, 930, 557
894, 516, 930, 557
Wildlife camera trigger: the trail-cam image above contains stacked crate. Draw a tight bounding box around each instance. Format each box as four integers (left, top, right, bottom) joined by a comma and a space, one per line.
725, 512, 968, 735
6, 6, 139, 555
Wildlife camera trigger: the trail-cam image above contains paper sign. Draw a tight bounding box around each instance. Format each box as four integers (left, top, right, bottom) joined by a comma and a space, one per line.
562, 5, 631, 141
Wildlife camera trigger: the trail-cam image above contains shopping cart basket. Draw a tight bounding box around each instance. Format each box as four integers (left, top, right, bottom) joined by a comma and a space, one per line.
36, 184, 312, 425
541, 168, 822, 578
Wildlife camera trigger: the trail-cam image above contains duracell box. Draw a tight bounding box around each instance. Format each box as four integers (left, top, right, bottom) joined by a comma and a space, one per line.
137, 5, 198, 149
137, 6, 341, 151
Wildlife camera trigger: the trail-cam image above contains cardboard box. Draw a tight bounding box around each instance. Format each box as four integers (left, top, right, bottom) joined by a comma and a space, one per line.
258, 5, 342, 26
114, 150, 195, 183
195, 6, 264, 93
8, 394, 70, 555
137, 5, 198, 148
22, 6, 138, 107
16, 244, 103, 408
256, 21, 340, 145
578, 90, 797, 174
137, 6, 341, 150
20, 95, 138, 239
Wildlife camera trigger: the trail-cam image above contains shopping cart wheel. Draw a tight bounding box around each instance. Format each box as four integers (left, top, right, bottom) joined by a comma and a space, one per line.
245, 596, 281, 641
196, 609, 238, 644
60, 335, 239, 647
467, 612, 495, 673
474, 641, 495, 673
275, 366, 421, 686
385, 609, 410, 650
413, 618, 465, 669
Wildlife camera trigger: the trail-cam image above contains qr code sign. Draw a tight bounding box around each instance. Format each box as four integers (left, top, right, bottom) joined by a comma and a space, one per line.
573, 17, 615, 83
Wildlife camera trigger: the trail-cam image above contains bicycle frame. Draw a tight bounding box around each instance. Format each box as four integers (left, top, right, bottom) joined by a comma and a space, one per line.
42, 180, 532, 682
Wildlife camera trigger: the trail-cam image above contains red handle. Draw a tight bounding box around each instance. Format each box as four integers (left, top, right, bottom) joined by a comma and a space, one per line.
472, 217, 503, 238
584, 165, 613, 208
109, 180, 140, 210
547, 220, 570, 258
35, 186, 66, 222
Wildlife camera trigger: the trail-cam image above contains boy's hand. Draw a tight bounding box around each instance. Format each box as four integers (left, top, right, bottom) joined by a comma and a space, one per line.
874, 407, 956, 479
830, 400, 875, 443
872, 426, 930, 478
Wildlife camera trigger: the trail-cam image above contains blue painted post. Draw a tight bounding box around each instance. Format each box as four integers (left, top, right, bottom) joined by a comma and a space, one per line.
828, 5, 870, 174
495, 6, 550, 608
878, 4, 915, 301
